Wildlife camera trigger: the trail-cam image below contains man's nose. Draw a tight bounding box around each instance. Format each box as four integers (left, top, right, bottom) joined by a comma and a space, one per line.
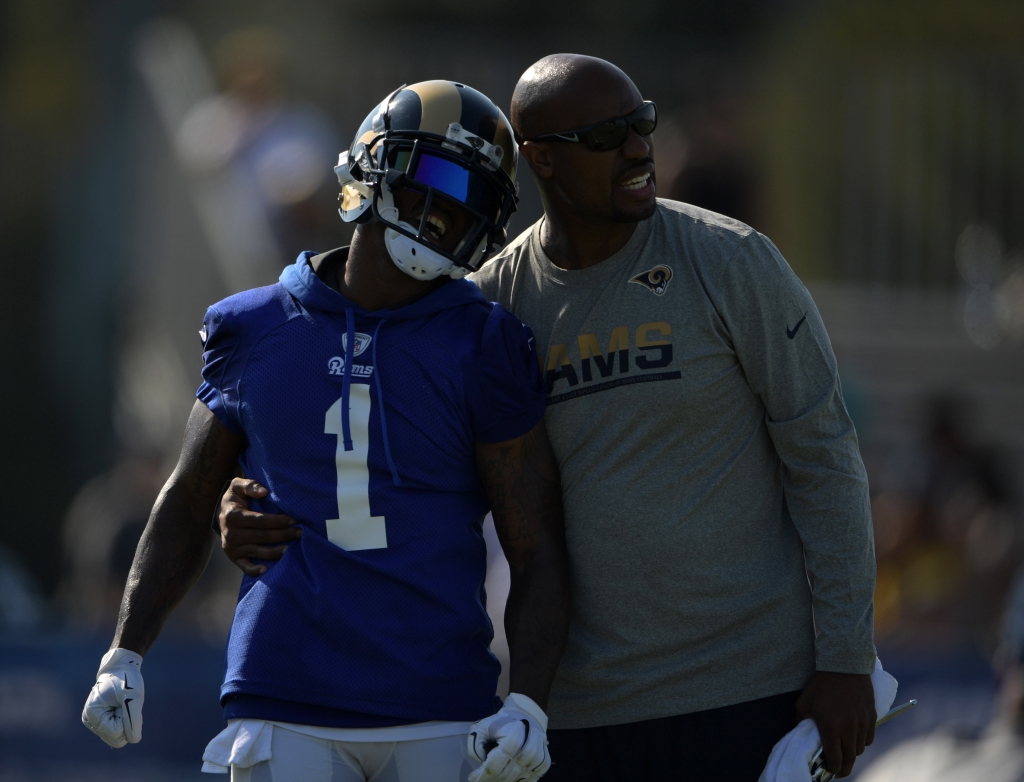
621, 127, 652, 159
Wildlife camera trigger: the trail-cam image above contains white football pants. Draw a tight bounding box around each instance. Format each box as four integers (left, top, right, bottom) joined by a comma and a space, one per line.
230, 725, 476, 782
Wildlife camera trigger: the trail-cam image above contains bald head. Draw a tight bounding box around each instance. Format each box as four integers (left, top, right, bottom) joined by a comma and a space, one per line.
511, 54, 656, 237
511, 54, 641, 141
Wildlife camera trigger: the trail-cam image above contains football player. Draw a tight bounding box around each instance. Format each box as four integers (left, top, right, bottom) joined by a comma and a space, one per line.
81, 81, 569, 782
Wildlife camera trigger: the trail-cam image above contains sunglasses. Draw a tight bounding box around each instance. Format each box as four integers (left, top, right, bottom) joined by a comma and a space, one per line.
526, 101, 658, 152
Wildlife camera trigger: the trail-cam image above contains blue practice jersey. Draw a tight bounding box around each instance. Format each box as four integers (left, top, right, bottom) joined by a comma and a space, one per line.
196, 249, 546, 727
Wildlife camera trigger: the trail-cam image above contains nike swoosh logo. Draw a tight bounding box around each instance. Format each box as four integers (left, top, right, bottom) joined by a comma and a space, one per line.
123, 698, 133, 729
787, 313, 807, 339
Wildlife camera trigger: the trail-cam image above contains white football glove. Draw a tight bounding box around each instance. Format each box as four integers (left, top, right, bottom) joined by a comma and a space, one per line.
81, 648, 145, 748
468, 692, 551, 782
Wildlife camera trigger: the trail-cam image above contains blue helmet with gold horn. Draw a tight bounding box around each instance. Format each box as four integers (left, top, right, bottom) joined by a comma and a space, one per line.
334, 80, 519, 280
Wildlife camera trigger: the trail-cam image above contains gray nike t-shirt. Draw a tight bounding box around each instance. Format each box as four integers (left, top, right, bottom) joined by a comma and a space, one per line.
471, 200, 876, 729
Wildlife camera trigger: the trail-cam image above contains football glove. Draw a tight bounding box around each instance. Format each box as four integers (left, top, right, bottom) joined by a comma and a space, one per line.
468, 692, 551, 782
82, 647, 144, 748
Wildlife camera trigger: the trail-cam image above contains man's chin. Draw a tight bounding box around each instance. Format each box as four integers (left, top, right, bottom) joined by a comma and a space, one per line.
610, 197, 657, 224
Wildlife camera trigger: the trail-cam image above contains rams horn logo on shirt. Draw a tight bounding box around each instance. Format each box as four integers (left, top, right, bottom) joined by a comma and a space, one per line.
629, 265, 673, 295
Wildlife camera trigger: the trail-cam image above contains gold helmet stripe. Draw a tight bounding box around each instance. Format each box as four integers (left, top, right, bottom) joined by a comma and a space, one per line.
407, 80, 463, 136
356, 129, 384, 156
492, 120, 516, 181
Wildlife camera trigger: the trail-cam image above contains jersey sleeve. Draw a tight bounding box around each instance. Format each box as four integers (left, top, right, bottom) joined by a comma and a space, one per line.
196, 306, 245, 435
466, 305, 547, 444
710, 231, 876, 675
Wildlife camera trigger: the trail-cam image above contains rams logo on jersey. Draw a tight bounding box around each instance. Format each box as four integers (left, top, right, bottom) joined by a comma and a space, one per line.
629, 265, 673, 295
328, 357, 374, 377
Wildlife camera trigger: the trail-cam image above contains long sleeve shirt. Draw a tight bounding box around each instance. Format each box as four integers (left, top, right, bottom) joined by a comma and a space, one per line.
470, 200, 876, 729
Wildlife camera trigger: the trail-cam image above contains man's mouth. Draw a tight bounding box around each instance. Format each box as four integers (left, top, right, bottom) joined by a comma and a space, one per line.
414, 211, 449, 243
619, 173, 652, 191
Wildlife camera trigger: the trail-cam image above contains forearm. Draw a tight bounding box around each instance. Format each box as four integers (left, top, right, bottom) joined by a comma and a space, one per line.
790, 502, 876, 672
504, 533, 571, 708
477, 420, 571, 709
809, 574, 876, 674
788, 493, 876, 673
772, 399, 876, 671
111, 401, 242, 656
111, 481, 216, 656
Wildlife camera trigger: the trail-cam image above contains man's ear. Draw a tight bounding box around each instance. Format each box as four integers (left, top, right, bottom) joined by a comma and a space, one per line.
519, 143, 555, 180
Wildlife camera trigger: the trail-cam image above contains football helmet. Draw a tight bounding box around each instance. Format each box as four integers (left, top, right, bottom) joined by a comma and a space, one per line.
335, 80, 519, 280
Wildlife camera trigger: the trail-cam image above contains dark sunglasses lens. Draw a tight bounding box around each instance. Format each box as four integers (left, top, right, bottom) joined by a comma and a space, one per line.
587, 120, 628, 151
585, 104, 657, 150
632, 103, 658, 136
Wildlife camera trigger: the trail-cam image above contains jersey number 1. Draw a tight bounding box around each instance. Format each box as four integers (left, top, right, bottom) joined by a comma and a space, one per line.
324, 385, 388, 550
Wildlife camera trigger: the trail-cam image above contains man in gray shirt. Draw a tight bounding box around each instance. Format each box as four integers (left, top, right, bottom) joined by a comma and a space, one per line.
475, 53, 876, 781
219, 55, 878, 780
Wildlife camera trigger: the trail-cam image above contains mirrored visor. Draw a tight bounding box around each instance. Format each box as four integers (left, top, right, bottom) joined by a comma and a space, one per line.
407, 151, 503, 221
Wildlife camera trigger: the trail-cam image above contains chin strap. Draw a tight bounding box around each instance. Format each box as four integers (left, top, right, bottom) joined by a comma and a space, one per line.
375, 192, 456, 280
341, 306, 355, 452
373, 169, 499, 280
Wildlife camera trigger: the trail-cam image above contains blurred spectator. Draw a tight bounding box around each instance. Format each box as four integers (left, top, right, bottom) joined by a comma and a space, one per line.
872, 396, 1021, 648
174, 25, 342, 273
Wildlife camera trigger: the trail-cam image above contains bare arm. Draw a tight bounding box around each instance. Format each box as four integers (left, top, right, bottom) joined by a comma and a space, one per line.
112, 400, 244, 655
475, 419, 570, 710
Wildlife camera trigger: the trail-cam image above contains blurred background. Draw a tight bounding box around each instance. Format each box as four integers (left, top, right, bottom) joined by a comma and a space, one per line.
2, 0, 1024, 778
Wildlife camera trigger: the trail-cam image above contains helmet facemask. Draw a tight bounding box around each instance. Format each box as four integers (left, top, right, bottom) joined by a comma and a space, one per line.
372, 131, 516, 280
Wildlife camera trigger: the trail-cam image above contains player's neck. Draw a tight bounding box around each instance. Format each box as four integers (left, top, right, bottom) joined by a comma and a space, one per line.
537, 196, 638, 271
336, 223, 449, 311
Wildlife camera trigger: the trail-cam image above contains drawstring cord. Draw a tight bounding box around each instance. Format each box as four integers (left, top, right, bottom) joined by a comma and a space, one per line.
341, 306, 355, 451
340, 311, 402, 486
372, 319, 402, 487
